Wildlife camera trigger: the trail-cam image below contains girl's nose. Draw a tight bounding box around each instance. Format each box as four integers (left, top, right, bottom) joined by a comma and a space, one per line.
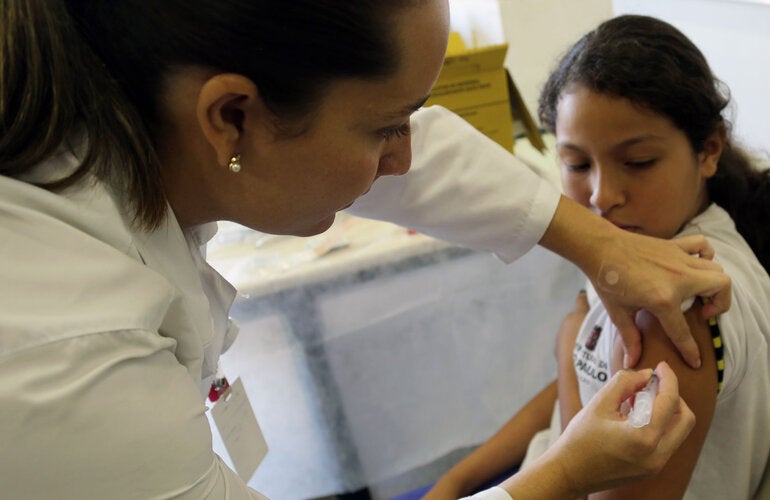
589, 167, 626, 213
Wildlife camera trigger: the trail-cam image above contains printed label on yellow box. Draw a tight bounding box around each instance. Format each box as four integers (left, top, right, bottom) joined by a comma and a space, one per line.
426, 41, 514, 152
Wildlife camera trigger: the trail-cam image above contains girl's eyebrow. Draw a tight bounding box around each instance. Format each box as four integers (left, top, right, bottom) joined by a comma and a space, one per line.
555, 141, 585, 153
610, 135, 666, 152
556, 135, 666, 153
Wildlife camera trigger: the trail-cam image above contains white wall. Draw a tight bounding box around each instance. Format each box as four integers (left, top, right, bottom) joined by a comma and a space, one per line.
614, 0, 770, 155
497, 0, 770, 156
497, 0, 613, 124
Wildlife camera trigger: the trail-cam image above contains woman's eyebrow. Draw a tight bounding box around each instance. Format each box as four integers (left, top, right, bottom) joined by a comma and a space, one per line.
385, 94, 431, 119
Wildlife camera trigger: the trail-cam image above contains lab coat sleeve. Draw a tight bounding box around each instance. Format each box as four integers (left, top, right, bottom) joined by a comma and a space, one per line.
348, 105, 561, 264
0, 330, 266, 500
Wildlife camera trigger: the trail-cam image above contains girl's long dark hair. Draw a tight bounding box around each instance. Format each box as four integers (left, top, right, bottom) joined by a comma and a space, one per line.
538, 14, 770, 272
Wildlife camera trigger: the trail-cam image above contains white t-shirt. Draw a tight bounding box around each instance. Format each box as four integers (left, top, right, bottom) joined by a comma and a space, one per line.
573, 204, 770, 499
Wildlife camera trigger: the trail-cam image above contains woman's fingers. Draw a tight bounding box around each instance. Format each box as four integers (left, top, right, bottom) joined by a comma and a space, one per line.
672, 234, 715, 261
672, 235, 732, 317
554, 365, 694, 495
598, 366, 655, 409
642, 303, 701, 368
643, 362, 696, 467
605, 308, 644, 368
597, 231, 733, 369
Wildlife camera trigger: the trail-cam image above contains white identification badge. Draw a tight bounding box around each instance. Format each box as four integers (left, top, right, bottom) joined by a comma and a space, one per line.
211, 378, 268, 481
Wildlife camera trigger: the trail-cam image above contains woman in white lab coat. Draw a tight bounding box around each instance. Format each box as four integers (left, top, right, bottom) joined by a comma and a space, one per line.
0, 1, 724, 499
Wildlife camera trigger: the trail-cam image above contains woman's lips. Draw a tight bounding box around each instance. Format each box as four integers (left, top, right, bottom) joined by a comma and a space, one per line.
616, 224, 642, 233
343, 176, 381, 210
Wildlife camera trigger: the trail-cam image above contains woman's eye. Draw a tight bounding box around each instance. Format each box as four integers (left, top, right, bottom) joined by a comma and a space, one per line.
380, 122, 411, 141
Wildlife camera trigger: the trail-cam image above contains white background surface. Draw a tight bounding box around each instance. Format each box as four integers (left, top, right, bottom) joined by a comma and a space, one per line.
613, 0, 770, 155
496, 0, 770, 155
498, 0, 613, 128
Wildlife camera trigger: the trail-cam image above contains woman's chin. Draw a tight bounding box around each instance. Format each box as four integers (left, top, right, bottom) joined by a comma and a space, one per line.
294, 214, 336, 237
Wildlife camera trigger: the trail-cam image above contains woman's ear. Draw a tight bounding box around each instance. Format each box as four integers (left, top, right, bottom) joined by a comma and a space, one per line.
698, 123, 727, 179
196, 73, 259, 167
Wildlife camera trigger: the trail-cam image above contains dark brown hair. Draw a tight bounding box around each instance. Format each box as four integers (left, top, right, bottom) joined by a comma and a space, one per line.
539, 15, 770, 272
1, 0, 415, 230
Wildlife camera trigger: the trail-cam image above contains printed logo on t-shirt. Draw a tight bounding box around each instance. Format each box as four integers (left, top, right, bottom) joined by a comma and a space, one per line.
585, 325, 602, 351
574, 320, 610, 396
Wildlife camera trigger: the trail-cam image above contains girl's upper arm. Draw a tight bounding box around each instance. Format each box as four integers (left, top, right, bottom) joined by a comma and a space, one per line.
591, 300, 718, 500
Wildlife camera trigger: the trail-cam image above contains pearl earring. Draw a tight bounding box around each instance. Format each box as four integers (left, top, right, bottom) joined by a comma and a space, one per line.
228, 154, 242, 173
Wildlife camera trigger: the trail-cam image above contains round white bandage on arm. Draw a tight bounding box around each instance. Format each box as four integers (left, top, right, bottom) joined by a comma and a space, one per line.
596, 261, 629, 296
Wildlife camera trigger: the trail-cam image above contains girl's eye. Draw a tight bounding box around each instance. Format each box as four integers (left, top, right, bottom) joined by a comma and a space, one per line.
565, 163, 590, 172
380, 122, 411, 141
626, 159, 656, 169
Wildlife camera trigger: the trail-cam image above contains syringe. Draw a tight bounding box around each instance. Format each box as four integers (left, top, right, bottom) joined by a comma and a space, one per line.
627, 372, 659, 428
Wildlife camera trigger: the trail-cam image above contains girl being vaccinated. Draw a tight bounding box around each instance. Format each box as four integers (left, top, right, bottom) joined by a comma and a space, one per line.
429, 15, 770, 500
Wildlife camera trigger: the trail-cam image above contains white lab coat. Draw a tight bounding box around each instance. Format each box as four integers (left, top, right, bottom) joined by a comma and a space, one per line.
0, 106, 559, 499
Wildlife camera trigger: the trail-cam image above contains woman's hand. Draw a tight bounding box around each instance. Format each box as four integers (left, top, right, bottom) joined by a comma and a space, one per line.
549, 361, 694, 494
593, 231, 730, 369
540, 196, 731, 369
500, 361, 695, 499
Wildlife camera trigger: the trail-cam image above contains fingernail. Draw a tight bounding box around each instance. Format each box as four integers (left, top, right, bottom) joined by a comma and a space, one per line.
623, 354, 632, 369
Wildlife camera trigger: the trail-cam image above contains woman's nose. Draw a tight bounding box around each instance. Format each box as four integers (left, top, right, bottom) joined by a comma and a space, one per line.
378, 133, 412, 177
589, 168, 626, 213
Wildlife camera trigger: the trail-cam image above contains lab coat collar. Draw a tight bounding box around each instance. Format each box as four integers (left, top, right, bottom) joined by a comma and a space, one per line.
2, 144, 237, 390
134, 210, 238, 388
